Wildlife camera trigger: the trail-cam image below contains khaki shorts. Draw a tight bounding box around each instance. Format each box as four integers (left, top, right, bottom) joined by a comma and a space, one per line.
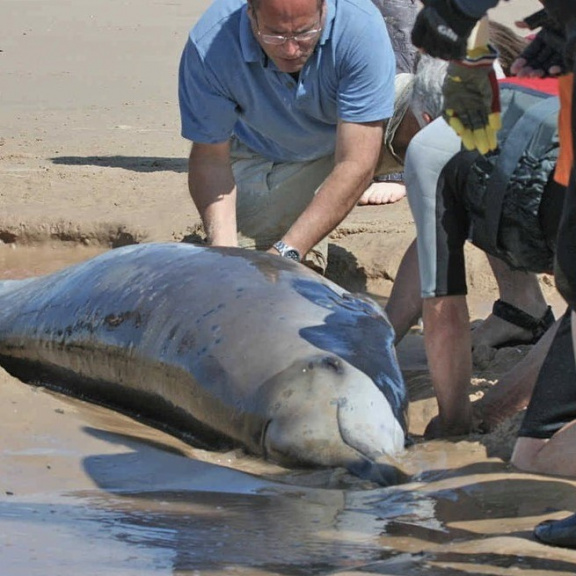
230, 138, 333, 273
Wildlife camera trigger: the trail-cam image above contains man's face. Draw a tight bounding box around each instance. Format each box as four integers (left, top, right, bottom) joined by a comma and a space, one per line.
249, 0, 325, 74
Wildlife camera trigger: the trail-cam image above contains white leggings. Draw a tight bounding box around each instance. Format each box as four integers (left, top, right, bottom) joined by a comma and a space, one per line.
404, 118, 461, 298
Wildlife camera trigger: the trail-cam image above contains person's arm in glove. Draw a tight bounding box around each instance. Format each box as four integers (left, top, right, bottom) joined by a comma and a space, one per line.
511, 8, 567, 78
443, 43, 501, 154
541, 0, 576, 71
411, 0, 497, 60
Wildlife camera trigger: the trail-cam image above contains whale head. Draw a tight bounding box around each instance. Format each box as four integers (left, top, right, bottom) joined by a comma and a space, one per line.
253, 354, 408, 485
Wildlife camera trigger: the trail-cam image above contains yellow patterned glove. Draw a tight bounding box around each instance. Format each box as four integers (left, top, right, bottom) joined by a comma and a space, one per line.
443, 44, 502, 154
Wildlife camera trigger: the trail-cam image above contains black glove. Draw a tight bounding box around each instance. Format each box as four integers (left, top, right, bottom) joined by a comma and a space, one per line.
518, 24, 567, 76
512, 8, 567, 76
521, 8, 549, 31
411, 0, 480, 60
542, 0, 576, 70
542, 0, 576, 30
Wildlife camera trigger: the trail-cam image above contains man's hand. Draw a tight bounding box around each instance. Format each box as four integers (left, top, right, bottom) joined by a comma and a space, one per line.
511, 9, 567, 77
411, 0, 480, 60
443, 45, 501, 154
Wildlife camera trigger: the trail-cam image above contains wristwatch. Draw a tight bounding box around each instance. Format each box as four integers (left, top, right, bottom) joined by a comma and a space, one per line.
273, 240, 301, 262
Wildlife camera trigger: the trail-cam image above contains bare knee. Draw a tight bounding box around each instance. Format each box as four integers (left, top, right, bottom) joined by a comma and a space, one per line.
510, 437, 547, 473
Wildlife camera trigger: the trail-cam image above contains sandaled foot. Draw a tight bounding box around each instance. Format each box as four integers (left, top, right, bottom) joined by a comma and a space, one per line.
471, 299, 555, 350
534, 513, 576, 549
357, 181, 406, 205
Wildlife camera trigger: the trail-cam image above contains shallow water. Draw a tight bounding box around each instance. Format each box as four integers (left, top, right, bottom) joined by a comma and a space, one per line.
0, 243, 105, 279
1, 244, 576, 576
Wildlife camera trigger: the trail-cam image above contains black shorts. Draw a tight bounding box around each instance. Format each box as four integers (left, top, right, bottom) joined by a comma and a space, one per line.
433, 154, 565, 298
555, 171, 576, 311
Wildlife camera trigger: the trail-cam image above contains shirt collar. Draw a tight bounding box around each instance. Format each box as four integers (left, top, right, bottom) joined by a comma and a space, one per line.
317, 0, 335, 47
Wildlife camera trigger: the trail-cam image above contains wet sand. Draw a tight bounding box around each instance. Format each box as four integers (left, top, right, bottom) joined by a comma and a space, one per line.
2, 0, 576, 574
2, 342, 576, 576
2, 245, 575, 576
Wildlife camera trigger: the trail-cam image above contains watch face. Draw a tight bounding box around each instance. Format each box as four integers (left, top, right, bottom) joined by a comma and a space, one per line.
273, 241, 300, 262
284, 249, 300, 261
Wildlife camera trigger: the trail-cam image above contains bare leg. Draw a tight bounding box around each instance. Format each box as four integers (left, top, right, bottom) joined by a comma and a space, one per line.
530, 315, 576, 548
386, 239, 422, 344
422, 295, 473, 437
511, 311, 576, 475
512, 420, 576, 477
474, 319, 559, 430
471, 255, 550, 349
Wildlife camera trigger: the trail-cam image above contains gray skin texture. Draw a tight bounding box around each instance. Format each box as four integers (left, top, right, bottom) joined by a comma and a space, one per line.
0, 243, 408, 484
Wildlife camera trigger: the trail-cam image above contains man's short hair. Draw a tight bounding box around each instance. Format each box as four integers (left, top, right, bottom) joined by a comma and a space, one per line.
249, 0, 324, 14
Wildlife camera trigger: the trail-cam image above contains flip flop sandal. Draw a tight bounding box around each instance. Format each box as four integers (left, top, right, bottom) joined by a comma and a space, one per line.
491, 299, 556, 348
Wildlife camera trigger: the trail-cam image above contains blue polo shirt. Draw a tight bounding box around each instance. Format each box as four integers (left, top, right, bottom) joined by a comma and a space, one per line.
178, 0, 395, 163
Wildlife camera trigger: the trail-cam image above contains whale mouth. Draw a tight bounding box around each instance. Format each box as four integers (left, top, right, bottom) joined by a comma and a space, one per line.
338, 400, 409, 486
262, 418, 405, 485
261, 405, 407, 486
257, 353, 407, 485
344, 457, 407, 486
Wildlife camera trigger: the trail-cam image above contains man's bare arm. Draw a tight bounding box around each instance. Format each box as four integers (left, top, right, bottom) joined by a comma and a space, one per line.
188, 140, 237, 246
280, 120, 384, 257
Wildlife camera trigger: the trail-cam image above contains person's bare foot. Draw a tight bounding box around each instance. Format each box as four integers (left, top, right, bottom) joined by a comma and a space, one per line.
472, 397, 523, 433
423, 410, 474, 439
357, 181, 406, 205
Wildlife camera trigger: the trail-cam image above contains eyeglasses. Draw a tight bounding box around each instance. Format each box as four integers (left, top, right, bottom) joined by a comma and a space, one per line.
257, 26, 322, 45
253, 13, 323, 46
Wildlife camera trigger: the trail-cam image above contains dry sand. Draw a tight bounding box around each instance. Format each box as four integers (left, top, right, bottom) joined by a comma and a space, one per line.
2, 1, 576, 575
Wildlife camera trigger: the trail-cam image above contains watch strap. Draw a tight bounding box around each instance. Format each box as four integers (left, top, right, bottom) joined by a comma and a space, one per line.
273, 241, 301, 262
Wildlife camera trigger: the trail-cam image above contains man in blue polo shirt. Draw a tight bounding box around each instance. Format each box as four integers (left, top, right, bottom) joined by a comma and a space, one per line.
178, 0, 395, 271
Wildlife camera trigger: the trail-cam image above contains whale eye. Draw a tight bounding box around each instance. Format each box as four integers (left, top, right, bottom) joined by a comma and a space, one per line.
320, 355, 344, 374
305, 355, 344, 374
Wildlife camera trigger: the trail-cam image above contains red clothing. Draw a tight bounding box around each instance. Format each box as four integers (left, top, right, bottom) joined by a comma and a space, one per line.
499, 76, 559, 96
555, 73, 574, 187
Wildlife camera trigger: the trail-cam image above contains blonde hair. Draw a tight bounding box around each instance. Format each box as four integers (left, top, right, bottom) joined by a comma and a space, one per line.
488, 20, 529, 76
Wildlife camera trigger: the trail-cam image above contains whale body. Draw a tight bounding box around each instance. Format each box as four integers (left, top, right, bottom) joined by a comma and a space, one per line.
0, 243, 408, 483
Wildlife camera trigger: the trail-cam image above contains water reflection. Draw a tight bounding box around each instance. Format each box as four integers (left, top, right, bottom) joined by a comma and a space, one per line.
4, 464, 576, 575
75, 427, 395, 573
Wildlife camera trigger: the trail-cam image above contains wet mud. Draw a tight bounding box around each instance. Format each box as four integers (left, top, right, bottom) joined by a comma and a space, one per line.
1, 246, 575, 576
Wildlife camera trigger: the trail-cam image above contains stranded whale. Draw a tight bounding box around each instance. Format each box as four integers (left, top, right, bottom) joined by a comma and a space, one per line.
0, 243, 408, 484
